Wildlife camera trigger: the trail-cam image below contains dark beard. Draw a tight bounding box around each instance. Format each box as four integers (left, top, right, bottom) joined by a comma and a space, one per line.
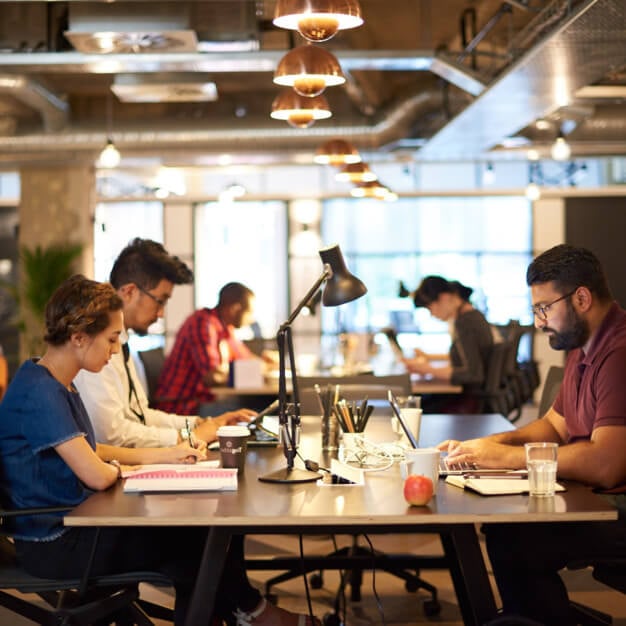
544, 302, 589, 351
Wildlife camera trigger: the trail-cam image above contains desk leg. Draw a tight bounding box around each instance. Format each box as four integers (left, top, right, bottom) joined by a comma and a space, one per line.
440, 524, 497, 626
186, 527, 232, 626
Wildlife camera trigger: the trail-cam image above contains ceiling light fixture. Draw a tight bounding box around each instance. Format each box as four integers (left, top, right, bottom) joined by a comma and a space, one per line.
271, 90, 331, 128
313, 139, 361, 165
525, 183, 541, 201
97, 91, 120, 169
274, 45, 345, 97
335, 162, 377, 183
350, 180, 390, 199
273, 0, 363, 42
551, 131, 571, 161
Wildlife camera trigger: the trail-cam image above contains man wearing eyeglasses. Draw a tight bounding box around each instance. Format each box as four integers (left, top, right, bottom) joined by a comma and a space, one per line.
438, 244, 626, 625
74, 238, 254, 448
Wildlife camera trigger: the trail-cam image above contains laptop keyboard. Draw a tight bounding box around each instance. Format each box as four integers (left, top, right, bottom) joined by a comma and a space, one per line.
439, 457, 477, 475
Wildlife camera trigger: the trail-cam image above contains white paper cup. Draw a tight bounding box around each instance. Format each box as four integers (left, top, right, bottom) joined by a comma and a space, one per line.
525, 442, 558, 497
217, 425, 250, 472
400, 447, 440, 494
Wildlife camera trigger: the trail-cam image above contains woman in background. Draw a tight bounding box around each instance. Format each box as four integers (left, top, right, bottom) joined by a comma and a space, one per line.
0, 274, 319, 626
403, 275, 494, 412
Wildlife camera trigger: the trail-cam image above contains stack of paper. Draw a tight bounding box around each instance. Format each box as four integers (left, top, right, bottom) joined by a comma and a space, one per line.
123, 466, 238, 492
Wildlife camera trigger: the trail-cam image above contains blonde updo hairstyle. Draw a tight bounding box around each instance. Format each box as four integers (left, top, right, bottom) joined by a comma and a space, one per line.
44, 275, 123, 346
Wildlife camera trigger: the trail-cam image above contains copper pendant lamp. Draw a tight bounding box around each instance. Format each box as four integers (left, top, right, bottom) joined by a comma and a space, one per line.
273, 0, 363, 42
271, 90, 332, 128
335, 162, 377, 183
350, 180, 391, 199
313, 139, 361, 165
274, 45, 345, 97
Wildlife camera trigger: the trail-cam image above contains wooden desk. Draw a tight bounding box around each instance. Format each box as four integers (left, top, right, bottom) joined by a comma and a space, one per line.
66, 414, 617, 626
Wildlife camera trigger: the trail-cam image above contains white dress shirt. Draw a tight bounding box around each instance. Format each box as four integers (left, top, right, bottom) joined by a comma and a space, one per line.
74, 334, 197, 447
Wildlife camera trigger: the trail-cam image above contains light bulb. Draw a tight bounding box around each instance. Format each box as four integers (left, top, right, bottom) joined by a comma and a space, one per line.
525, 183, 541, 201
97, 139, 121, 168
551, 136, 571, 161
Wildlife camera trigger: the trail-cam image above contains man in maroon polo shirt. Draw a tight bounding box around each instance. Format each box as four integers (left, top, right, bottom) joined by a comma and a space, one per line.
438, 244, 626, 625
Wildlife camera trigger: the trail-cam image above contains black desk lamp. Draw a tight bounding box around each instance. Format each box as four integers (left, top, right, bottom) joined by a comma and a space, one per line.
259, 244, 367, 483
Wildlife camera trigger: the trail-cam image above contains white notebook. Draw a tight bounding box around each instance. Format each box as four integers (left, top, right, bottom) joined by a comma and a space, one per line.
445, 474, 565, 496
123, 466, 238, 493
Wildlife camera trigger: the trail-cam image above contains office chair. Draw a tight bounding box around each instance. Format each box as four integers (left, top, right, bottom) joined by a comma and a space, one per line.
475, 342, 511, 416
259, 373, 441, 619
0, 505, 174, 625
137, 347, 166, 407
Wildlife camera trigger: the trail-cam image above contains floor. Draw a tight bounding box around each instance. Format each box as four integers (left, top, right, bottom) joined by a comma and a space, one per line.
2, 405, 626, 625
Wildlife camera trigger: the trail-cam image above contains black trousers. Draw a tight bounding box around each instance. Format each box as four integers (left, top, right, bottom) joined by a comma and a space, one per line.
483, 519, 626, 625
16, 528, 261, 626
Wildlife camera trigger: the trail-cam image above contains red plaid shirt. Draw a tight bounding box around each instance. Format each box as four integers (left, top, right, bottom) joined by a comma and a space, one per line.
155, 308, 252, 415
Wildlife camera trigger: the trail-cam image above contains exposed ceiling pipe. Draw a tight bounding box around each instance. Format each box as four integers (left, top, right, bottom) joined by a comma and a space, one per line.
0, 89, 448, 155
0, 74, 68, 132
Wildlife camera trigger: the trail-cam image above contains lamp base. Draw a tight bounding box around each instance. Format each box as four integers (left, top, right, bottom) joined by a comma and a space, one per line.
258, 466, 321, 484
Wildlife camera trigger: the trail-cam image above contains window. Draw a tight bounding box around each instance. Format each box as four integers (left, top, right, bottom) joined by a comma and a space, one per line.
194, 201, 288, 338
321, 196, 532, 357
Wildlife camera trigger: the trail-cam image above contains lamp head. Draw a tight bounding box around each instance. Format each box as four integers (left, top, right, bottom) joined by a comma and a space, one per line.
318, 244, 367, 306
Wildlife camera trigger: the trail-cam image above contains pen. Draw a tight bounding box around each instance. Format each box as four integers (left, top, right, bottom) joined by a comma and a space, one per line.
185, 418, 195, 449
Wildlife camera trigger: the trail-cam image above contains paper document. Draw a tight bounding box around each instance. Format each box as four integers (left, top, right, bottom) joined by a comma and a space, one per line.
122, 460, 220, 478
445, 474, 565, 496
123, 466, 237, 493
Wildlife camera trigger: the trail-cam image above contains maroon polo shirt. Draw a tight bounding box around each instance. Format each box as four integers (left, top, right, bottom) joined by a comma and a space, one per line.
553, 302, 626, 442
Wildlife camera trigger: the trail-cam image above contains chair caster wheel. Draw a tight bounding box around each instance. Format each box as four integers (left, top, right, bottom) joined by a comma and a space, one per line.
323, 612, 342, 626
405, 580, 419, 592
423, 598, 441, 617
309, 572, 324, 589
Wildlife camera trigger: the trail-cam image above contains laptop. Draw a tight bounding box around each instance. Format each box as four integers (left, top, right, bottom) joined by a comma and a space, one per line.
387, 390, 522, 476
246, 399, 280, 447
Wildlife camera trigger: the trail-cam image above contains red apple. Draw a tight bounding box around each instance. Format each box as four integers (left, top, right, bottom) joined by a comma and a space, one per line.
403, 474, 434, 506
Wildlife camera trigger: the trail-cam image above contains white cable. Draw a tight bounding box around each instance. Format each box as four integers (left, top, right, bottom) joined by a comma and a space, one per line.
338, 435, 402, 473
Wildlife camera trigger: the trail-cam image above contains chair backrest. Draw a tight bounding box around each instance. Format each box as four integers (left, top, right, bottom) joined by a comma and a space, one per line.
137, 348, 166, 404
482, 343, 509, 394
297, 373, 411, 415
537, 366, 565, 418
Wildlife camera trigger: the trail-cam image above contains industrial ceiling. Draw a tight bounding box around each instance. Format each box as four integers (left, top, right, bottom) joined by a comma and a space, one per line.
0, 0, 624, 167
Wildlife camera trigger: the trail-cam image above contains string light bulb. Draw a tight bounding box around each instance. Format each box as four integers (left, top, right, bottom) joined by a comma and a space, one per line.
551, 132, 571, 161
97, 139, 121, 168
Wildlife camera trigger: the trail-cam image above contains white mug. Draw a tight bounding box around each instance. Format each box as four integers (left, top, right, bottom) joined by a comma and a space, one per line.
400, 447, 440, 494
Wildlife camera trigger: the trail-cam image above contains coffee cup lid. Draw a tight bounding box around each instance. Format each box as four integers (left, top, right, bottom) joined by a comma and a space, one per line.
217, 425, 250, 437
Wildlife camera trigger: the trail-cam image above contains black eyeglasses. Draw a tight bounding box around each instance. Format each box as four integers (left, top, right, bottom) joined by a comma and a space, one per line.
531, 289, 577, 321
136, 285, 169, 308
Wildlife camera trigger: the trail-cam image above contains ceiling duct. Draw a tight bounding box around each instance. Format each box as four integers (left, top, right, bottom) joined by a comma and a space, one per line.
64, 2, 197, 54
112, 74, 218, 103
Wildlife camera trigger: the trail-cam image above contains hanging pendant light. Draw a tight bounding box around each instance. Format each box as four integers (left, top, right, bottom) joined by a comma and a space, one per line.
271, 90, 332, 128
335, 162, 377, 183
274, 45, 345, 97
97, 91, 121, 168
273, 0, 363, 42
313, 138, 361, 165
98, 139, 121, 168
551, 131, 571, 161
350, 180, 390, 199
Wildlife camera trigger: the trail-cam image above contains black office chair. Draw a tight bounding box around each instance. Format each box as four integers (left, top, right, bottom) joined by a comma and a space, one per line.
137, 347, 166, 407
0, 505, 174, 625
474, 342, 511, 416
257, 373, 441, 620
537, 365, 565, 418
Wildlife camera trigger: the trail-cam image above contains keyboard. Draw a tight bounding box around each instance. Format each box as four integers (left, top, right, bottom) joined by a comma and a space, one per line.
438, 457, 477, 476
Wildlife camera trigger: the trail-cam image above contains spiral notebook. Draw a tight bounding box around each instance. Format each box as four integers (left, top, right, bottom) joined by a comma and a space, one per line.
123, 466, 238, 492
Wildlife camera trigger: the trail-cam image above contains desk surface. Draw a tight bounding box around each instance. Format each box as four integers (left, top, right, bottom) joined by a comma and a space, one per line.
214, 376, 462, 398
67, 413, 616, 528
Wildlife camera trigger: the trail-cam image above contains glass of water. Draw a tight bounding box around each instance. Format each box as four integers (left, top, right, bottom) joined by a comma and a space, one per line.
524, 442, 558, 497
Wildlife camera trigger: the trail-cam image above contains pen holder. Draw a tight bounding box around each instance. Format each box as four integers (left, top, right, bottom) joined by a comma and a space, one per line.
321, 410, 340, 452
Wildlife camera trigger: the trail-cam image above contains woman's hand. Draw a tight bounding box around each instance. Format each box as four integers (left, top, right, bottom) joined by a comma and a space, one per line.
167, 443, 208, 464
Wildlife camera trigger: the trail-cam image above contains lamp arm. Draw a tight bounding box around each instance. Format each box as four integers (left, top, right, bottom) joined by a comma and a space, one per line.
280, 266, 331, 330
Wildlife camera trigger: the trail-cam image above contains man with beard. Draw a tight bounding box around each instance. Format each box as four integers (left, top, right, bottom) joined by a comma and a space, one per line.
438, 244, 626, 625
74, 238, 254, 447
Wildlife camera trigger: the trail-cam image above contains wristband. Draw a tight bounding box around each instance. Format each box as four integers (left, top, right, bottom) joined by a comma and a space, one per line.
108, 459, 122, 479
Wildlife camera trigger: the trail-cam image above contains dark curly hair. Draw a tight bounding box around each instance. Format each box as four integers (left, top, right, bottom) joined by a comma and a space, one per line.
44, 275, 123, 346
526, 244, 611, 300
109, 238, 193, 290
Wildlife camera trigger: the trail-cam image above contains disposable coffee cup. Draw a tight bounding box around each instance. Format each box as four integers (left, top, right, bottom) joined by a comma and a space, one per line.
217, 425, 250, 472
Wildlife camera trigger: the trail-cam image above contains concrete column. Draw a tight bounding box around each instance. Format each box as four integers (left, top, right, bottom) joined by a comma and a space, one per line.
18, 164, 95, 357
